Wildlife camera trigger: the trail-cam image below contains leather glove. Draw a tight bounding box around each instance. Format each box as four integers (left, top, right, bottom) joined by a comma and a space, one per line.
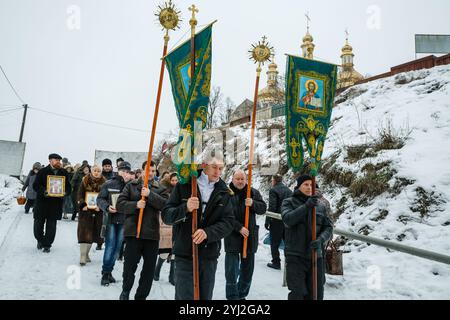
310, 239, 323, 256
305, 195, 319, 208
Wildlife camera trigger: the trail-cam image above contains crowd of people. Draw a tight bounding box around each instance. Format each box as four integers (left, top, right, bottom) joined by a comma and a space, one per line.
21, 152, 334, 301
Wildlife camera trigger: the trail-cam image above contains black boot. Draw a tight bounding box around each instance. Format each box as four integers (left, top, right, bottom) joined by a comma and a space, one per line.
267, 262, 281, 270
119, 291, 130, 300
169, 260, 175, 286
108, 273, 116, 283
101, 273, 110, 286
153, 257, 164, 281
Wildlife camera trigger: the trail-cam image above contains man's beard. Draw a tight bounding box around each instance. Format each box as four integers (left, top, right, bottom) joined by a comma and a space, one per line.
53, 163, 61, 169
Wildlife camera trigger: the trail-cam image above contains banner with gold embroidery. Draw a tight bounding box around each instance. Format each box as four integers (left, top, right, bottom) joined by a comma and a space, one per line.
285, 54, 337, 176
164, 24, 212, 184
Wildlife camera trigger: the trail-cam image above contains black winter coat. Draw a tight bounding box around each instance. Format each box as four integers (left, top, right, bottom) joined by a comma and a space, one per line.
33, 165, 71, 220
161, 173, 234, 260
281, 189, 333, 259
102, 170, 117, 181
97, 175, 127, 225
265, 182, 292, 228
224, 183, 267, 254
116, 178, 168, 240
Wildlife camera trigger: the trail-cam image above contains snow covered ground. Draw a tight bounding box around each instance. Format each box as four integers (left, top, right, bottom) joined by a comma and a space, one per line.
1, 202, 449, 300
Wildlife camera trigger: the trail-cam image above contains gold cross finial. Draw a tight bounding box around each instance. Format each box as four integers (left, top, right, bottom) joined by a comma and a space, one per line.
189, 4, 198, 33
345, 28, 349, 41
189, 4, 198, 20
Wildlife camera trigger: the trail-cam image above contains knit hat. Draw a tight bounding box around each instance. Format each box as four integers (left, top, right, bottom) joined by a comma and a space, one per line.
118, 161, 131, 172
32, 162, 41, 170
295, 174, 312, 189
102, 158, 112, 166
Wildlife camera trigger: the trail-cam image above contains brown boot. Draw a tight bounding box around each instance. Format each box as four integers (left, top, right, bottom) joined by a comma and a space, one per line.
86, 244, 92, 263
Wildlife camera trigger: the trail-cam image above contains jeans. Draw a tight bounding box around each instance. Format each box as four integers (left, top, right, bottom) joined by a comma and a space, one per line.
102, 224, 124, 274
225, 253, 255, 300
270, 220, 284, 265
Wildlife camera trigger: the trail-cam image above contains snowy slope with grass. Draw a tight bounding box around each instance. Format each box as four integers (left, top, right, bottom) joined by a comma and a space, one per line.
205, 65, 450, 299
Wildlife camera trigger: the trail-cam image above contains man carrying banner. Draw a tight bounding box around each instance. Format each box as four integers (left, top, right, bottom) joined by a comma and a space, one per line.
162, 152, 234, 300
284, 51, 338, 299
224, 170, 266, 300
162, 7, 221, 299
281, 174, 333, 300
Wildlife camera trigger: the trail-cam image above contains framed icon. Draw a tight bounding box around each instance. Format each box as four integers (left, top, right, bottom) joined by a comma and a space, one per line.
85, 192, 99, 210
46, 175, 65, 197
110, 193, 120, 209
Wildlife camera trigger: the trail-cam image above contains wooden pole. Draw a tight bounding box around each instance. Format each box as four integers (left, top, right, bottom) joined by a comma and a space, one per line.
243, 64, 262, 259
311, 175, 318, 300
189, 4, 200, 301
136, 31, 170, 239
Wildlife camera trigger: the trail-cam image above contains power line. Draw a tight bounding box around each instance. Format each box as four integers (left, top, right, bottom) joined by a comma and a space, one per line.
0, 64, 26, 104
29, 106, 176, 136
0, 107, 23, 114
0, 104, 22, 108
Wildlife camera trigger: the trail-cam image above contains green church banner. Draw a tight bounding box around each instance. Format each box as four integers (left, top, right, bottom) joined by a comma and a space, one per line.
164, 24, 212, 184
285, 54, 337, 176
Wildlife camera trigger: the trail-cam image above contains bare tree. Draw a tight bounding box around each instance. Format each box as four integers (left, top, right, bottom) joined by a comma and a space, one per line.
220, 97, 235, 125
206, 86, 223, 129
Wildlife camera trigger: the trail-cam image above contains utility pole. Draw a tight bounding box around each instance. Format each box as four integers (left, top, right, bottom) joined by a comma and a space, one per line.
19, 104, 28, 142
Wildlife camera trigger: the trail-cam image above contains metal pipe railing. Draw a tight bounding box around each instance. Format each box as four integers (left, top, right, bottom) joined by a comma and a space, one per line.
264, 211, 450, 265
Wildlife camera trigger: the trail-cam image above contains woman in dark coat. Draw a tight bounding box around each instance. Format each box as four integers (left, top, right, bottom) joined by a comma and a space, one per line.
22, 162, 41, 213
77, 165, 106, 265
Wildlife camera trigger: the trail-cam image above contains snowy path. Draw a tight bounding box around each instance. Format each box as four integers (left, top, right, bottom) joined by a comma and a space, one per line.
0, 206, 288, 300
1, 204, 449, 300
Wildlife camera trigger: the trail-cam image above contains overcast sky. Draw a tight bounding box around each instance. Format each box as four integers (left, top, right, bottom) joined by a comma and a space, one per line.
1, 0, 449, 173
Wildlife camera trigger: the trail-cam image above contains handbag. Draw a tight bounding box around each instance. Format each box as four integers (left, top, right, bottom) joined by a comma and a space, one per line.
17, 192, 26, 205
325, 239, 343, 275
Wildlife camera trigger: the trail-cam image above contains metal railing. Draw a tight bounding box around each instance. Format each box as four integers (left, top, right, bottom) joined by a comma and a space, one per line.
264, 211, 450, 266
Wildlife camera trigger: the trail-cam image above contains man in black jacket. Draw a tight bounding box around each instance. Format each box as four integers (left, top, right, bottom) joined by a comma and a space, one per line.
224, 170, 267, 300
281, 175, 333, 300
265, 175, 292, 269
116, 160, 168, 300
162, 153, 234, 300
97, 161, 134, 286
33, 153, 71, 253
